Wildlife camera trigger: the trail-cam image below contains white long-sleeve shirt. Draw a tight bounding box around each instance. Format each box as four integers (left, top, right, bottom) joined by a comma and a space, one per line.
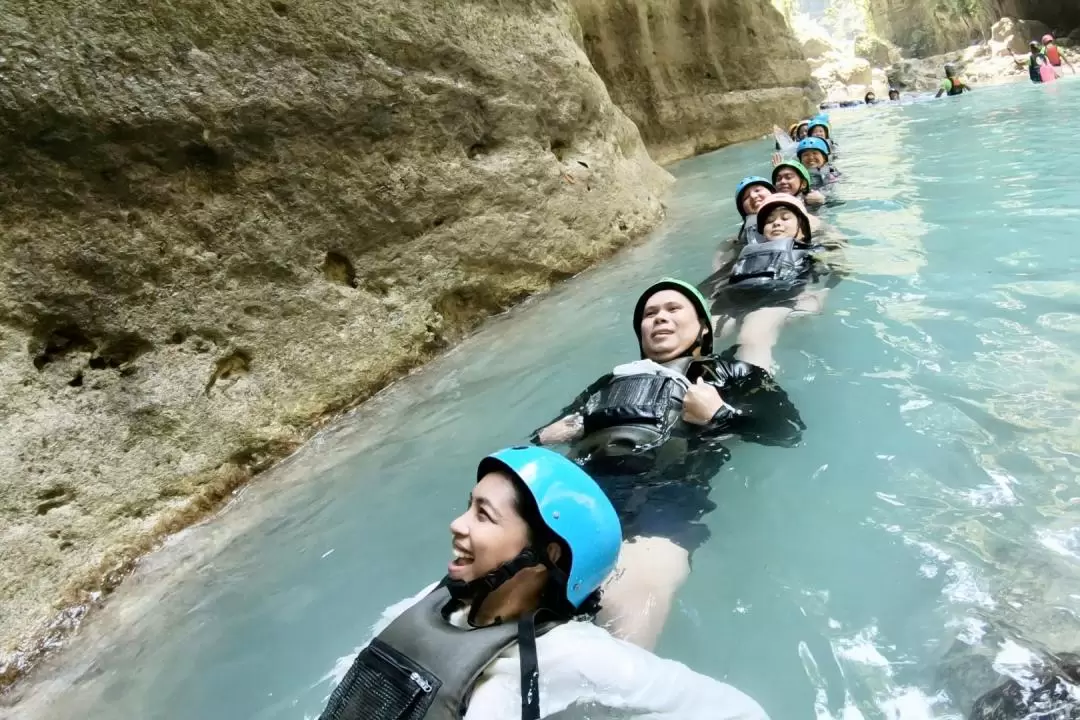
323, 584, 769, 720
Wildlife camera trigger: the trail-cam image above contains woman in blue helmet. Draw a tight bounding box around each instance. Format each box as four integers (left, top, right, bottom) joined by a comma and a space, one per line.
709, 176, 774, 273
794, 137, 841, 189
806, 117, 837, 156
318, 447, 769, 720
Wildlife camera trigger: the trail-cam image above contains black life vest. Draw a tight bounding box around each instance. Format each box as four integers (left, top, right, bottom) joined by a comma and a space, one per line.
319, 586, 558, 720
738, 215, 768, 245
727, 237, 813, 294
570, 358, 694, 475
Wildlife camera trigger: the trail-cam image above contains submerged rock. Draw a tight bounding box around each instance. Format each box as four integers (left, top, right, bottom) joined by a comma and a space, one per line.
934, 521, 1080, 716
0, 0, 674, 686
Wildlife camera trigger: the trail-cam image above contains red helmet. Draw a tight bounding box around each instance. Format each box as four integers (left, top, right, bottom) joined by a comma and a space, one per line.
1042, 34, 1054, 44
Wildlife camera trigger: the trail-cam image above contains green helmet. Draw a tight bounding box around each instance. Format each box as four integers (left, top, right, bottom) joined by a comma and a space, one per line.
632, 278, 713, 357
771, 160, 812, 193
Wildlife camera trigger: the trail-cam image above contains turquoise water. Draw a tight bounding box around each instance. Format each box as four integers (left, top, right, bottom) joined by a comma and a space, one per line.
9, 79, 1080, 719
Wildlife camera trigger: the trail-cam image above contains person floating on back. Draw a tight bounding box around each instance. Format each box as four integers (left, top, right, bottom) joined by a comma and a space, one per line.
317, 446, 772, 719
772, 159, 826, 210
794, 138, 841, 189
936, 63, 972, 97
533, 279, 804, 650
707, 194, 845, 374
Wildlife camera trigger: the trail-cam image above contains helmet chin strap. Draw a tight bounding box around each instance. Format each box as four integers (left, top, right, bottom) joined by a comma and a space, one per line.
444, 547, 566, 626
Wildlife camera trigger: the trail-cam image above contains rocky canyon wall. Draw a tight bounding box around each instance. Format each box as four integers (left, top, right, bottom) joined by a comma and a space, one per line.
867, 0, 1080, 57
0, 0, 673, 686
572, 0, 819, 164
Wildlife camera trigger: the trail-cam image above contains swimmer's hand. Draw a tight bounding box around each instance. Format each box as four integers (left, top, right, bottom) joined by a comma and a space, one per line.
806, 190, 826, 207
771, 151, 783, 167
682, 378, 725, 425
537, 414, 585, 445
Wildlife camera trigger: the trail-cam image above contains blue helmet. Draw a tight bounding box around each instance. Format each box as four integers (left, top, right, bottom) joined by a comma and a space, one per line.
734, 176, 775, 217
807, 119, 831, 139
813, 112, 830, 123
796, 137, 830, 160
478, 446, 621, 608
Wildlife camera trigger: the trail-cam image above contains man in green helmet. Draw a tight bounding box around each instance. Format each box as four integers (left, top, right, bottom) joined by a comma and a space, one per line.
532, 278, 804, 650
772, 159, 826, 210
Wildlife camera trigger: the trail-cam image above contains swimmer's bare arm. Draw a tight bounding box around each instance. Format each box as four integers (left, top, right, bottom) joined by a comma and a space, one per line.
532, 376, 612, 445
712, 236, 739, 273
805, 190, 826, 207
537, 414, 584, 445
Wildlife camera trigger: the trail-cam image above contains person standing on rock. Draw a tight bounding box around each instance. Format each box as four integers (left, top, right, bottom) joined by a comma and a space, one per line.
533, 279, 804, 650
316, 446, 771, 720
936, 63, 972, 96
1042, 33, 1075, 75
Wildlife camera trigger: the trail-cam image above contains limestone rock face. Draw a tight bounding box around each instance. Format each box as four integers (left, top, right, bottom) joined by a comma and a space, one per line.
854, 34, 902, 67
990, 16, 1051, 54
0, 0, 672, 685
803, 36, 839, 59
572, 0, 818, 164
867, 0, 1080, 58
812, 56, 874, 102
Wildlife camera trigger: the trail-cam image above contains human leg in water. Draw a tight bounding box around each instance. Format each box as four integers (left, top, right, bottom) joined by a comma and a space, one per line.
733, 306, 794, 373
596, 536, 691, 650
713, 313, 738, 342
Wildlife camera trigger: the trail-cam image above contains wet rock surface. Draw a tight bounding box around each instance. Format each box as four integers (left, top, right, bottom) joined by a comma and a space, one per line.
0, 0, 674, 686
572, 0, 818, 164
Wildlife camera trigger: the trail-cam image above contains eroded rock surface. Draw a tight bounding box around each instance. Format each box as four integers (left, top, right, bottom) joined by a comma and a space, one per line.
572, 0, 818, 164
867, 0, 1080, 58
0, 0, 673, 685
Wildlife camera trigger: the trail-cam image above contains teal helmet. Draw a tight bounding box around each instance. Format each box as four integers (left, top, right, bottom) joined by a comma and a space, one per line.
796, 137, 830, 161
807, 118, 831, 139
734, 176, 776, 217
771, 160, 812, 193
632, 278, 713, 356
478, 447, 621, 608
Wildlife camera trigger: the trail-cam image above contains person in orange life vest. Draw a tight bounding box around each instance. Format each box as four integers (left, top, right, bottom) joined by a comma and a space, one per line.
1042, 34, 1076, 74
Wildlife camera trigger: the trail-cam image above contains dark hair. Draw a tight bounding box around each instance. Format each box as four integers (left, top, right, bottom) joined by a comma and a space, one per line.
864, 91, 876, 103
510, 479, 604, 620
969, 653, 1080, 719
